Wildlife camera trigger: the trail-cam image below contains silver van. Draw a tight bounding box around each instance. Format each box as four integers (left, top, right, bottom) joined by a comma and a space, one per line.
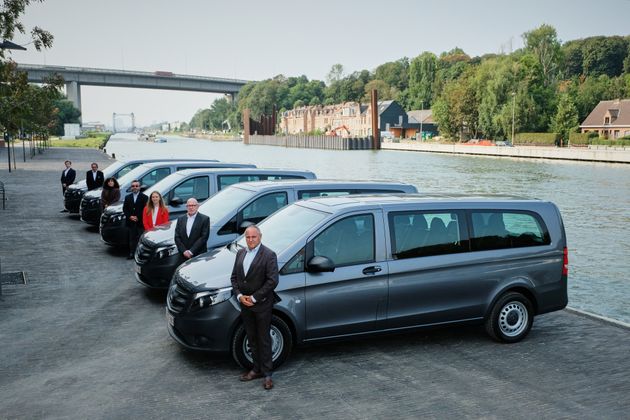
64, 158, 217, 213
79, 160, 254, 225
166, 194, 568, 369
136, 180, 417, 289
100, 167, 316, 248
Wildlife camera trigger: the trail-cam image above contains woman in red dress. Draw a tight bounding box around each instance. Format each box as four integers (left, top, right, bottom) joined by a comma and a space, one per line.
143, 191, 169, 230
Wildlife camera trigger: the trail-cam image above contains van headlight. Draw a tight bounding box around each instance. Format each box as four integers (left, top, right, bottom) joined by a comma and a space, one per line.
191, 287, 233, 311
156, 245, 178, 259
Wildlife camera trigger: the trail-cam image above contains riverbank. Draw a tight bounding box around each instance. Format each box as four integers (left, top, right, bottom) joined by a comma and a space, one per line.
1, 146, 629, 418
180, 132, 240, 141
383, 140, 630, 163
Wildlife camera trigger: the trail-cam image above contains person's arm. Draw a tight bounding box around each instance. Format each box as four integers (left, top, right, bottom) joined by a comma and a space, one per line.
68, 169, 76, 184
252, 249, 279, 303
230, 251, 241, 297
142, 208, 151, 230
112, 189, 120, 203
122, 196, 130, 217
174, 219, 186, 254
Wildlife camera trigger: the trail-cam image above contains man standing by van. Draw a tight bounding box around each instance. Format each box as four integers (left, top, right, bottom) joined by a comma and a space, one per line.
86, 162, 104, 191
123, 180, 148, 259
231, 225, 279, 390
174, 198, 210, 262
60, 160, 76, 212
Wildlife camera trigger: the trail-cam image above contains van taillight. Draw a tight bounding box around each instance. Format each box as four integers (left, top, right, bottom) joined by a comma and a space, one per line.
562, 247, 569, 276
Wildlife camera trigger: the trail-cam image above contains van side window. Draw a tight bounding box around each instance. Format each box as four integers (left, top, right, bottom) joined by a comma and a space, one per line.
390, 211, 465, 259
470, 211, 550, 251
114, 163, 141, 179
281, 248, 305, 275
241, 192, 288, 225
313, 214, 374, 267
140, 168, 171, 188
172, 176, 210, 202
218, 175, 262, 189
266, 175, 305, 180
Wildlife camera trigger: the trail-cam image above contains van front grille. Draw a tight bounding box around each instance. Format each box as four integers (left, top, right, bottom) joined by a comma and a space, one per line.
167, 281, 192, 314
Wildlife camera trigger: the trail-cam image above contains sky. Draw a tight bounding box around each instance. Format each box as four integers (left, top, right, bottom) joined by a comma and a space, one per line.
8, 0, 630, 127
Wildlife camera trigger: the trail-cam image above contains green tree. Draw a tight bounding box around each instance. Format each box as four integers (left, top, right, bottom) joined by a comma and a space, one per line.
523, 24, 562, 87
326, 63, 344, 84
51, 99, 81, 135
406, 52, 437, 109
581, 36, 628, 77
0, 0, 53, 59
374, 58, 409, 91
550, 94, 579, 144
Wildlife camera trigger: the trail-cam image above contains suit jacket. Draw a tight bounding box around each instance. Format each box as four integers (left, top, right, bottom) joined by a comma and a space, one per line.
123, 192, 149, 228
230, 244, 279, 312
143, 206, 170, 230
60, 168, 76, 186
174, 213, 210, 257
86, 170, 105, 190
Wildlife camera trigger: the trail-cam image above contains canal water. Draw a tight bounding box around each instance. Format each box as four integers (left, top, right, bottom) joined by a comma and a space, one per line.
106, 133, 630, 324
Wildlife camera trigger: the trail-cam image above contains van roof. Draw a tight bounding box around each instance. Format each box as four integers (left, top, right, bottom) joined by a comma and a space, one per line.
118, 158, 218, 164
174, 167, 315, 177
233, 179, 417, 192
298, 193, 544, 211
134, 161, 255, 170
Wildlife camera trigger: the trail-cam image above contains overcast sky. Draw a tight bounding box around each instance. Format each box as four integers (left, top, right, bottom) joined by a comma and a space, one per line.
9, 0, 630, 127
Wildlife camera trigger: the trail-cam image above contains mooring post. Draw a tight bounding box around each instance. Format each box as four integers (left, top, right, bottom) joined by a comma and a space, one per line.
371, 89, 380, 150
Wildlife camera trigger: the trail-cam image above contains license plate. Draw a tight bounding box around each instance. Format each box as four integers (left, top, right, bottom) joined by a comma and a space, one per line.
134, 263, 141, 274
166, 310, 174, 327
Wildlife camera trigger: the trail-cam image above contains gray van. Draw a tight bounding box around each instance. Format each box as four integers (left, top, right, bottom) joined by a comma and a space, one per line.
100, 168, 316, 248
64, 158, 217, 213
166, 194, 568, 369
136, 180, 417, 289
79, 160, 254, 225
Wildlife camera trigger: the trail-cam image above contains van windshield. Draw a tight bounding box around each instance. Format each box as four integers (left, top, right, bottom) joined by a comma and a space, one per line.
237, 204, 329, 254
199, 186, 256, 222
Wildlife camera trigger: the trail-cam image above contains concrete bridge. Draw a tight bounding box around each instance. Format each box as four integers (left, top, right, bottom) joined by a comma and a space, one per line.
16, 63, 249, 118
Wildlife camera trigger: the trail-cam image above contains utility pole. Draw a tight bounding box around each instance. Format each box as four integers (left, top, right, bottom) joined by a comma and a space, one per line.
511, 92, 516, 146
420, 100, 424, 141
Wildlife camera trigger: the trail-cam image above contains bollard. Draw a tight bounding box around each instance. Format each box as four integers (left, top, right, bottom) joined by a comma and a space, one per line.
111, 153, 116, 159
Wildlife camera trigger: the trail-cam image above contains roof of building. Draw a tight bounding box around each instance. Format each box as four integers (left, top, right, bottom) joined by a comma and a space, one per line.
407, 110, 434, 124
580, 99, 630, 127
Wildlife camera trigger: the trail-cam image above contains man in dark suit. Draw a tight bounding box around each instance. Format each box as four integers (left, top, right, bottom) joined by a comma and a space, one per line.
231, 224, 279, 390
86, 162, 104, 191
174, 198, 210, 262
60, 160, 76, 212
123, 180, 148, 259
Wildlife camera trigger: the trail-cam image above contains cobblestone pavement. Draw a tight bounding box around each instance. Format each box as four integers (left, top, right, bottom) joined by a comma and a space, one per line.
1, 147, 629, 419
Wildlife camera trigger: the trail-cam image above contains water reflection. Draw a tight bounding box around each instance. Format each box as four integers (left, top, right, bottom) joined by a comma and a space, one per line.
107, 134, 630, 323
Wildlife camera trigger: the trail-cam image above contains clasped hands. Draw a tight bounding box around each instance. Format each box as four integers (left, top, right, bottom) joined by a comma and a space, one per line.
239, 295, 255, 307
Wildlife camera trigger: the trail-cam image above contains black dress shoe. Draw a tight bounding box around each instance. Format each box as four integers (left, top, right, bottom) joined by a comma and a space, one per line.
60, 209, 68, 213
263, 377, 273, 390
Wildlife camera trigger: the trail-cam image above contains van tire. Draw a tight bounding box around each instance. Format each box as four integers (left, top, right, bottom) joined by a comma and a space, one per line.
485, 292, 533, 343
231, 315, 293, 370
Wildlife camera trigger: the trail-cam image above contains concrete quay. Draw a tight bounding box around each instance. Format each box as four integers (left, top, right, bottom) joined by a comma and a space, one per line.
1, 147, 630, 419
383, 141, 630, 164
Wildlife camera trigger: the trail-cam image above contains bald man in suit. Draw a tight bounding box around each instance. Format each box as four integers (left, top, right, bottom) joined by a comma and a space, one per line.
231, 225, 279, 390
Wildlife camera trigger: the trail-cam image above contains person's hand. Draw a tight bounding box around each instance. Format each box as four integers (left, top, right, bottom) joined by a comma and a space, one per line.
183, 250, 193, 259
239, 295, 254, 307
129, 215, 138, 222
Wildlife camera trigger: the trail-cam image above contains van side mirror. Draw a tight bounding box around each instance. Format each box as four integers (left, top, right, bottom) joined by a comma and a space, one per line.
170, 196, 183, 206
306, 256, 335, 273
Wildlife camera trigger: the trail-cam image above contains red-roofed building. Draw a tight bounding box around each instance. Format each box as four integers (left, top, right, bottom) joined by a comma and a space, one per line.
580, 99, 630, 139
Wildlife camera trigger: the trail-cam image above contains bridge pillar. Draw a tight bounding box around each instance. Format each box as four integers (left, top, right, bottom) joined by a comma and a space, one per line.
66, 81, 82, 122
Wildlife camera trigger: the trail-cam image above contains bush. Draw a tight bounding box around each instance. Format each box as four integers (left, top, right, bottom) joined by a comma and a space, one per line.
514, 133, 559, 146
569, 132, 590, 145
590, 138, 630, 147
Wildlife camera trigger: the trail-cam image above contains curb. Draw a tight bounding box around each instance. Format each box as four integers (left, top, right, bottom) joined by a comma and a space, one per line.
565, 306, 630, 330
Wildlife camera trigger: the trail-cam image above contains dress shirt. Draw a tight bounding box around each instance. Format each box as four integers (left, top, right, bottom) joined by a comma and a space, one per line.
152, 207, 158, 225
186, 212, 197, 237
64, 168, 70, 178
238, 244, 262, 304
132, 192, 139, 203
92, 171, 98, 181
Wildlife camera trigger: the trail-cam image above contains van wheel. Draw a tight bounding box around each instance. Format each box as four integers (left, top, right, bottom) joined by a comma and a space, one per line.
231, 315, 293, 370
485, 292, 533, 343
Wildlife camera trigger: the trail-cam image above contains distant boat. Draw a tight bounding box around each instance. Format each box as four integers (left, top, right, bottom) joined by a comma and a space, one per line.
154, 137, 167, 143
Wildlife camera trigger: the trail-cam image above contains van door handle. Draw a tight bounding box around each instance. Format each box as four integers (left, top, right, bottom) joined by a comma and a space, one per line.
362, 265, 382, 275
